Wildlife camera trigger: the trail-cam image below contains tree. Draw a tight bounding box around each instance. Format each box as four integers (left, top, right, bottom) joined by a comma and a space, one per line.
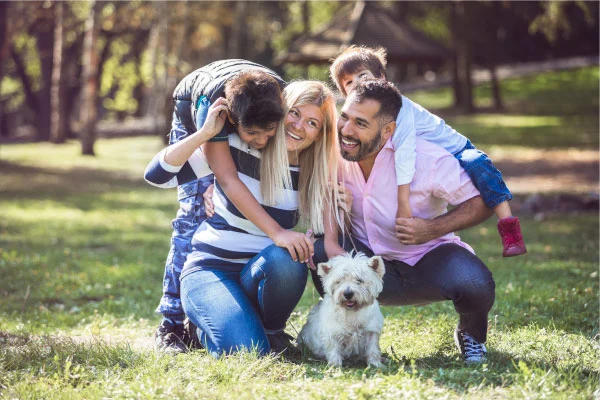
80, 1, 103, 156
50, 1, 67, 143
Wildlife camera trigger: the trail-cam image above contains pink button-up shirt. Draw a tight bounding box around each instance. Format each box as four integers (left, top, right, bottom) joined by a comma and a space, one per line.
339, 138, 480, 266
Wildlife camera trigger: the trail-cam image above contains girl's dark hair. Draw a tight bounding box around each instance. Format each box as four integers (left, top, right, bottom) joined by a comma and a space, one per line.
225, 71, 284, 129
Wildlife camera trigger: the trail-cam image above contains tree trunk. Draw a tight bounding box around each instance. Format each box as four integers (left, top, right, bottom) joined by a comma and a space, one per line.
489, 61, 504, 111
228, 1, 248, 59
34, 15, 55, 141
80, 1, 102, 156
0, 2, 11, 138
153, 1, 169, 143
50, 2, 67, 144
451, 2, 474, 113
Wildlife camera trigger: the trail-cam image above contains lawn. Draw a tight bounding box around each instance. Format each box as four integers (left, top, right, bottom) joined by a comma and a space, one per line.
1, 67, 599, 399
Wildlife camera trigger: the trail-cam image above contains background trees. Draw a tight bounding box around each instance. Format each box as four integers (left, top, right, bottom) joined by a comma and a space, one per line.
0, 0, 597, 155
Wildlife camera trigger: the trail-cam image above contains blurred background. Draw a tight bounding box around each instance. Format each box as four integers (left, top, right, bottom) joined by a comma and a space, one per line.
0, 0, 598, 154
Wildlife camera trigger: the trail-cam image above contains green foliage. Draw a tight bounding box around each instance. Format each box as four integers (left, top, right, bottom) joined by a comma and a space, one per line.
407, 67, 599, 148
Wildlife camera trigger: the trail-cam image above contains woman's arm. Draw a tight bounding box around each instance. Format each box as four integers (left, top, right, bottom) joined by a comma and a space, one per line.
203, 140, 313, 263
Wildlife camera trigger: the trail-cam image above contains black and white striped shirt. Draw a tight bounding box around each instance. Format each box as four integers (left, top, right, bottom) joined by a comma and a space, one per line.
145, 134, 299, 275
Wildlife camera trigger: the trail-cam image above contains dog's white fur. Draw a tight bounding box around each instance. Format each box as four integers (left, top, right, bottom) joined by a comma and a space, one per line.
299, 252, 385, 367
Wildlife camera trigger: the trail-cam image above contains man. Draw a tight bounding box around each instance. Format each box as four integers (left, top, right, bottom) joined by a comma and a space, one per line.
313, 79, 495, 364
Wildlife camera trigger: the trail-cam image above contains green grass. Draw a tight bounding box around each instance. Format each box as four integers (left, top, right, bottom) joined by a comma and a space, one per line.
408, 67, 599, 148
1, 66, 599, 398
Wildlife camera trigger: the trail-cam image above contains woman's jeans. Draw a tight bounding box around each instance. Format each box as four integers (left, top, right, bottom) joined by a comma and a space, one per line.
455, 140, 512, 209
181, 245, 308, 357
311, 237, 495, 343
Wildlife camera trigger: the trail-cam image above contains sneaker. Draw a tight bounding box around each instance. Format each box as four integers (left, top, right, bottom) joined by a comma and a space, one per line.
498, 217, 527, 257
454, 329, 487, 365
184, 317, 204, 349
267, 331, 298, 357
154, 319, 188, 354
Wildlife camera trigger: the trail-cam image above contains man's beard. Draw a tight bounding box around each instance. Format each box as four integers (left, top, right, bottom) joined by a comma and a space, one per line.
339, 128, 383, 162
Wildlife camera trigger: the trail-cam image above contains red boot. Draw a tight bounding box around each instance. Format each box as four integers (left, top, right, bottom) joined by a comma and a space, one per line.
498, 217, 527, 257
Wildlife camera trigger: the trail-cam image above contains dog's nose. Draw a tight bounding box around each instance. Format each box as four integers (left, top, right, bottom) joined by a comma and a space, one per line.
343, 288, 354, 299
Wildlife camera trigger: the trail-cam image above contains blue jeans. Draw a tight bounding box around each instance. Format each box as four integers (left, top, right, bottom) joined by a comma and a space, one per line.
155, 177, 214, 320
311, 237, 495, 343
155, 111, 215, 320
455, 140, 512, 209
180, 245, 308, 357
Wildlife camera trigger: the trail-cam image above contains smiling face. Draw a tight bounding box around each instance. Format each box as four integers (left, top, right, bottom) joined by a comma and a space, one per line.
284, 103, 324, 161
237, 123, 278, 150
340, 69, 380, 97
337, 95, 387, 163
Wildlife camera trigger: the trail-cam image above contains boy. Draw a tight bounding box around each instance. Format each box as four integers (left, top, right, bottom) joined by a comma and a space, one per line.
330, 46, 526, 257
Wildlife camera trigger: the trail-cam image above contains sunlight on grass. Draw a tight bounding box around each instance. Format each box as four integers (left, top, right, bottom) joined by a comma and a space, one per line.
1, 67, 599, 399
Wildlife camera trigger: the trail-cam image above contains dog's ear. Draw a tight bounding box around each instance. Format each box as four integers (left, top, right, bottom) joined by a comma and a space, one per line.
317, 262, 332, 277
368, 256, 385, 277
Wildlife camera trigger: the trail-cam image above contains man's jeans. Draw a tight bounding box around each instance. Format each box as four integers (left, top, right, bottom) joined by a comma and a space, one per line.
155, 176, 214, 320
311, 237, 495, 343
455, 140, 512, 209
181, 244, 308, 357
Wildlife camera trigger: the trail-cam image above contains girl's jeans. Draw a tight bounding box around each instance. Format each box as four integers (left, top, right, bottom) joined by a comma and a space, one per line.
181, 245, 308, 357
311, 237, 495, 344
455, 140, 512, 209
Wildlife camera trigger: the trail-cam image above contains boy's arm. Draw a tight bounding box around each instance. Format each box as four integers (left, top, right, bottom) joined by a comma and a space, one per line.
392, 98, 416, 219
203, 141, 313, 263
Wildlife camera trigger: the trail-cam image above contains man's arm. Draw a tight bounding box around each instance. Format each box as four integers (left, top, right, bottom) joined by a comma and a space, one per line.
395, 195, 493, 245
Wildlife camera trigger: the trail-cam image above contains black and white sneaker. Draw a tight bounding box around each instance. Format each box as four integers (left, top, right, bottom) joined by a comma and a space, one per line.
454, 329, 487, 364
154, 319, 188, 354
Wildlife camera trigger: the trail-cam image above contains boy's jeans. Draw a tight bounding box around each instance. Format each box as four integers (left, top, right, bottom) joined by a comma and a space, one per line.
180, 244, 308, 357
155, 176, 214, 320
455, 140, 512, 209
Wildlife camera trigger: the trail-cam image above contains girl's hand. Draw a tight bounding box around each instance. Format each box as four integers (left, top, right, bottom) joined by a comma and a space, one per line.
200, 97, 229, 138
272, 229, 314, 263
203, 184, 215, 218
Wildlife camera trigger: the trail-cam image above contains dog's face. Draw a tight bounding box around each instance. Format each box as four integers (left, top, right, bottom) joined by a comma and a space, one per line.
317, 252, 385, 311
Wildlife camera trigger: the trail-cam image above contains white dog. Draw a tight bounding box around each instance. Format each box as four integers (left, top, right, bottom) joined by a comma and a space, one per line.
299, 252, 385, 367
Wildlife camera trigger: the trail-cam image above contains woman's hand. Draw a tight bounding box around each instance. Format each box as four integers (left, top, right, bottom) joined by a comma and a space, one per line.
203, 184, 215, 218
199, 97, 229, 138
272, 229, 314, 263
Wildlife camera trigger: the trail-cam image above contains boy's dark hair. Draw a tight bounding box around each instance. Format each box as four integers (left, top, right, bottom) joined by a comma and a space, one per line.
351, 79, 402, 125
225, 71, 284, 129
330, 46, 387, 95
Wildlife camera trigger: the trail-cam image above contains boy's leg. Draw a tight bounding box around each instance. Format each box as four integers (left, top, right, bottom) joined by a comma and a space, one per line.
154, 176, 213, 353
455, 141, 526, 257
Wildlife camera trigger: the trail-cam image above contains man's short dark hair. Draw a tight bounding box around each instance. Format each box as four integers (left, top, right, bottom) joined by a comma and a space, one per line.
225, 71, 284, 129
351, 79, 402, 124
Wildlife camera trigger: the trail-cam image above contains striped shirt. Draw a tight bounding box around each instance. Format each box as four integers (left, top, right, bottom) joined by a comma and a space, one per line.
144, 134, 300, 276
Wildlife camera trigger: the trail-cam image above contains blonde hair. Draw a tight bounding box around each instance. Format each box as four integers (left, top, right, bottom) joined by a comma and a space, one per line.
281, 80, 342, 234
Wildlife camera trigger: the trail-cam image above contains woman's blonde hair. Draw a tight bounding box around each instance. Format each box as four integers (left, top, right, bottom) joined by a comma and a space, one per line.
260, 80, 341, 234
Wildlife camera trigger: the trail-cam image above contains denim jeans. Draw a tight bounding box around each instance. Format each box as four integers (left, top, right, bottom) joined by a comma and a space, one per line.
180, 244, 308, 357
311, 237, 495, 343
155, 177, 214, 320
155, 110, 214, 320
454, 140, 512, 209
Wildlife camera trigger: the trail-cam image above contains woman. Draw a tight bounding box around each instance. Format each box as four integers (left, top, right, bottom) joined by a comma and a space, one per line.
145, 81, 340, 356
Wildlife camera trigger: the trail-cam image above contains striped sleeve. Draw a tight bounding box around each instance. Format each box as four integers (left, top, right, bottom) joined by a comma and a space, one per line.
144, 148, 213, 188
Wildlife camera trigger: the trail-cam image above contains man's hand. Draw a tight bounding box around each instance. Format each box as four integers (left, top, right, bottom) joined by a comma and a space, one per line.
395, 217, 438, 245
203, 184, 215, 218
